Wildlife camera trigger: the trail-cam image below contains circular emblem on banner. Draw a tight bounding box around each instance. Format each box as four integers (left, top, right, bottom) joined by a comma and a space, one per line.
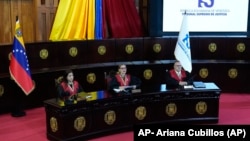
125, 44, 134, 54
196, 101, 207, 115
104, 110, 116, 125
166, 103, 177, 116
135, 106, 147, 120
16, 27, 22, 37
153, 43, 161, 53
39, 49, 48, 59
0, 85, 4, 97
143, 69, 152, 80
98, 45, 106, 55
208, 43, 217, 53
87, 73, 96, 84
228, 68, 238, 79
236, 43, 245, 53
74, 116, 86, 131
69, 47, 78, 57
50, 117, 58, 132
199, 68, 208, 78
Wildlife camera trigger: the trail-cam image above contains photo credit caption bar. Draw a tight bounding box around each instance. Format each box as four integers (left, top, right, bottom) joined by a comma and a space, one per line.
134, 124, 250, 140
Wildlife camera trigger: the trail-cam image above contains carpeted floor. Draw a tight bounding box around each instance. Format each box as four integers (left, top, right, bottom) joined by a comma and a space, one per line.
0, 93, 250, 141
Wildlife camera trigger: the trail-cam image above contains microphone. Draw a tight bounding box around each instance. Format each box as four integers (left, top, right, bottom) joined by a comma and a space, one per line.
187, 74, 196, 83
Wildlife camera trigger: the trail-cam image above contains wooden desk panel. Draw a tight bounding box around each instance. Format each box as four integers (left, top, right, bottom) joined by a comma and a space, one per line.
197, 38, 226, 60
26, 42, 60, 69
115, 38, 144, 62
55, 41, 88, 66
44, 83, 221, 141
143, 37, 170, 60
224, 38, 250, 60
87, 39, 116, 64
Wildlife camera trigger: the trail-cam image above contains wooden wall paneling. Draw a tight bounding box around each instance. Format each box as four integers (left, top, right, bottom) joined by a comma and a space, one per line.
132, 63, 167, 90
36, 0, 58, 41
87, 39, 116, 64
197, 38, 226, 60
26, 42, 60, 70
19, 0, 36, 43
139, 0, 148, 35
25, 71, 59, 108
189, 37, 201, 60
55, 40, 88, 67
192, 63, 220, 84
143, 37, 170, 61
0, 0, 36, 44
0, 1, 12, 44
215, 64, 247, 93
0, 45, 12, 74
169, 38, 178, 60
237, 64, 250, 93
224, 38, 250, 60
115, 38, 144, 62
0, 77, 16, 114
74, 67, 108, 92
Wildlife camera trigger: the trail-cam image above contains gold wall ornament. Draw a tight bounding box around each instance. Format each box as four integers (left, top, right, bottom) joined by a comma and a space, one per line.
0, 85, 4, 97
69, 47, 78, 57
98, 45, 106, 55
165, 103, 177, 117
143, 69, 152, 80
153, 43, 161, 53
50, 117, 58, 132
199, 68, 208, 78
135, 106, 147, 120
86, 73, 96, 84
104, 110, 116, 125
125, 44, 134, 54
236, 43, 245, 53
39, 49, 49, 59
208, 43, 217, 53
74, 116, 86, 131
228, 68, 238, 79
196, 101, 207, 115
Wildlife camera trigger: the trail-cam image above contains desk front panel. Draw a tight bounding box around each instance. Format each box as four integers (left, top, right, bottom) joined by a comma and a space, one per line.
44, 86, 220, 141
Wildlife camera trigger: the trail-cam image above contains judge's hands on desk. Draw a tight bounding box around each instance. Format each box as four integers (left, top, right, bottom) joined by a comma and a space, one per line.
179, 81, 188, 86
113, 85, 137, 93
119, 85, 136, 90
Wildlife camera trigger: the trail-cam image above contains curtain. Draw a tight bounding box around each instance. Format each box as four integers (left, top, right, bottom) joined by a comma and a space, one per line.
103, 0, 143, 38
49, 0, 95, 41
50, 0, 143, 41
95, 0, 103, 39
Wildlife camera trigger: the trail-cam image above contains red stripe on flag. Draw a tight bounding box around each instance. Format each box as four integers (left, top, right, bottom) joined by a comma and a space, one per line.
9, 57, 34, 95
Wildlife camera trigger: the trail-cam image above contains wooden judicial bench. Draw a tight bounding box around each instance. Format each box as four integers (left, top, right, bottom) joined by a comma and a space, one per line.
44, 82, 221, 141
1, 37, 250, 114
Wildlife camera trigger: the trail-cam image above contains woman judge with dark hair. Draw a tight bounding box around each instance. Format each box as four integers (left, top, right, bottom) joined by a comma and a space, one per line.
57, 69, 84, 105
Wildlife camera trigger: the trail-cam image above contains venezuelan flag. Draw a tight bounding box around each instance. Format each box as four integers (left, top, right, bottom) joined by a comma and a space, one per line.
9, 17, 35, 95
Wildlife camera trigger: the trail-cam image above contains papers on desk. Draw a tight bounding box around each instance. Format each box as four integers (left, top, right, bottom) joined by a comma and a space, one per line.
184, 85, 193, 89
193, 81, 206, 88
113, 88, 122, 93
113, 85, 135, 93
113, 88, 141, 94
